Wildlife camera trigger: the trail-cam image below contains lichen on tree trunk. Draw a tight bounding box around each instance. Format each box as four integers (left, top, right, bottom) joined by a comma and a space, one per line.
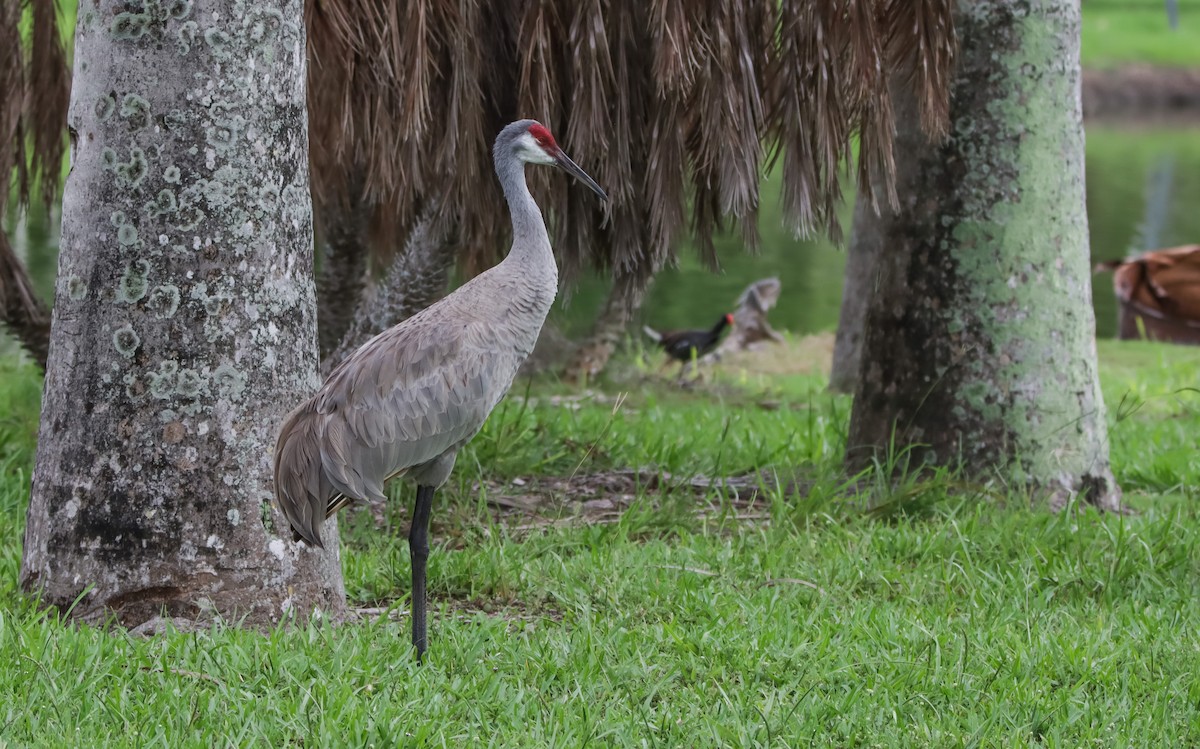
21, 0, 346, 627
847, 0, 1121, 510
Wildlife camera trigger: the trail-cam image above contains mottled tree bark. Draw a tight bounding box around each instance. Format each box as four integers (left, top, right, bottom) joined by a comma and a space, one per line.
829, 191, 885, 394
22, 0, 346, 626
847, 0, 1121, 510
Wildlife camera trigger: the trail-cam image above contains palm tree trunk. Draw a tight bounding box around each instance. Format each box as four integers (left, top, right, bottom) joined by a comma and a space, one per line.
321, 215, 453, 375
315, 182, 370, 359
22, 0, 346, 626
563, 266, 655, 382
846, 0, 1120, 511
829, 190, 885, 393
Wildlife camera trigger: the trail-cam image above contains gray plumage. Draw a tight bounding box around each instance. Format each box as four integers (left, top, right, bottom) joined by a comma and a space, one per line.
274, 121, 605, 662
275, 121, 606, 552
274, 249, 551, 545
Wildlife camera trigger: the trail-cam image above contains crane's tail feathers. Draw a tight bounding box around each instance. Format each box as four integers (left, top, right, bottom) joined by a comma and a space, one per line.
326, 493, 354, 519
273, 404, 333, 548
642, 325, 662, 342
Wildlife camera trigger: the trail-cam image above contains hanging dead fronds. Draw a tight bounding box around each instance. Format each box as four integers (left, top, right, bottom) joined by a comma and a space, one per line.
884, 0, 956, 139
0, 0, 25, 214
305, 0, 956, 284
1, 0, 69, 213
1, 0, 68, 368
0, 229, 48, 368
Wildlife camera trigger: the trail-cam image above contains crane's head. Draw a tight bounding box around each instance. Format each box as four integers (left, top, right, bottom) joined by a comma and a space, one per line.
499, 119, 608, 201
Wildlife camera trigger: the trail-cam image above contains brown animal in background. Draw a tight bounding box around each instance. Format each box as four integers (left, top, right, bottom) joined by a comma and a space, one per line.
1095, 244, 1200, 345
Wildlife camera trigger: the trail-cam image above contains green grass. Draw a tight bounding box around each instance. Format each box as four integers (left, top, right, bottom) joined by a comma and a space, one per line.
1082, 0, 1200, 68
1, 340, 1199, 746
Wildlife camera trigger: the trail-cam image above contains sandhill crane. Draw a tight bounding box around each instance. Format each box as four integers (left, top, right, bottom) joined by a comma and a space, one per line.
643, 313, 734, 377
274, 120, 606, 659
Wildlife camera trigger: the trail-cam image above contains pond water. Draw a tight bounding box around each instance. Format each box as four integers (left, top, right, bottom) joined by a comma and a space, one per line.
6, 119, 1200, 355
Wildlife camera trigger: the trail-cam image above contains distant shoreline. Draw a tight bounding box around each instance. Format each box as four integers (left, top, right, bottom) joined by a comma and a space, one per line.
1083, 65, 1200, 117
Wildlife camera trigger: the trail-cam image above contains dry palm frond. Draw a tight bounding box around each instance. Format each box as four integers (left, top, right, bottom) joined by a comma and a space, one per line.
644, 95, 686, 270
0, 0, 20, 212
2, 0, 69, 212
847, 0, 897, 211
305, 0, 957, 286
883, 0, 956, 139
0, 229, 49, 368
687, 0, 770, 259
433, 0, 491, 245
594, 0, 651, 277
5, 0, 956, 319
767, 0, 840, 241
649, 0, 701, 95
27, 0, 69, 208
515, 0, 561, 127
1, 0, 68, 369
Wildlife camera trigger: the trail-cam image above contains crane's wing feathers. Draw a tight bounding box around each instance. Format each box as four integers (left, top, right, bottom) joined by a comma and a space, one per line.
275, 302, 528, 546
313, 318, 512, 503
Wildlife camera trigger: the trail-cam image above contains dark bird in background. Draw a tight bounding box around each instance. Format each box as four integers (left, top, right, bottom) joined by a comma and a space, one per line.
273, 120, 607, 661
643, 313, 734, 374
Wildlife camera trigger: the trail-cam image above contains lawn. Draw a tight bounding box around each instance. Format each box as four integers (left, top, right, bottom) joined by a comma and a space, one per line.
0, 338, 1198, 746
1081, 0, 1200, 68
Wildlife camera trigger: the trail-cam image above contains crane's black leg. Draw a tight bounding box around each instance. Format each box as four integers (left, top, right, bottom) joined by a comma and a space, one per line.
409, 484, 435, 662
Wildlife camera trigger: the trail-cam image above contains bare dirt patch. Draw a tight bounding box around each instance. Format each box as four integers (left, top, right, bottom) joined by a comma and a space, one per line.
353, 595, 563, 629
709, 332, 835, 378
346, 469, 814, 628
474, 467, 811, 533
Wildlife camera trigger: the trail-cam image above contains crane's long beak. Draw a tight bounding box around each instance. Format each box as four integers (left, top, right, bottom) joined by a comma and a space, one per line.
555, 150, 608, 201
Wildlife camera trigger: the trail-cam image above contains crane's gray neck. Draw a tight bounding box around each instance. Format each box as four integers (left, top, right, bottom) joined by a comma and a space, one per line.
497, 156, 555, 276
